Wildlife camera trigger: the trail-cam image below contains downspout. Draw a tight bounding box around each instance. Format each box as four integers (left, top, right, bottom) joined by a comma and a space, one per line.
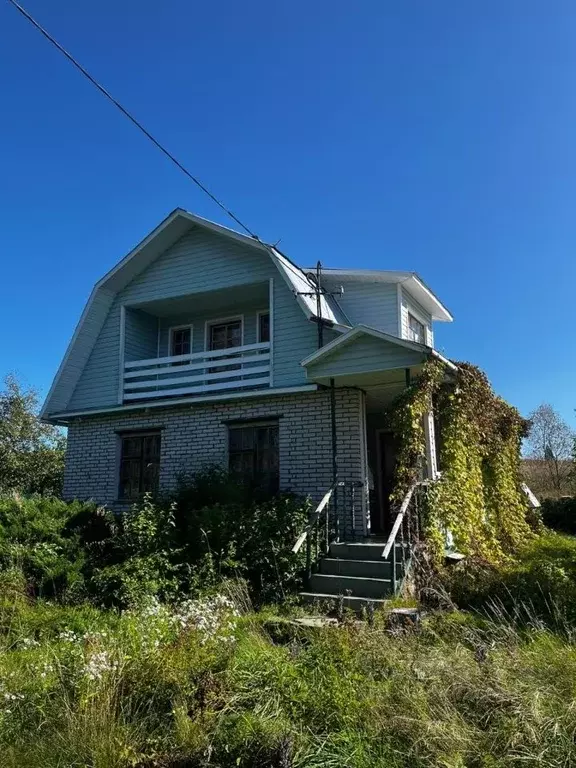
330, 376, 339, 540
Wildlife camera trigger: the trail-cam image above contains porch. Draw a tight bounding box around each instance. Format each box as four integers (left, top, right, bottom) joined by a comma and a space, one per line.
300, 325, 454, 539
119, 281, 273, 404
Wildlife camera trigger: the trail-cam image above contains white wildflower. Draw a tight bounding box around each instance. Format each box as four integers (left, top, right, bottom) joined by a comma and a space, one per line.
171, 594, 239, 645
20, 637, 40, 649
84, 650, 118, 681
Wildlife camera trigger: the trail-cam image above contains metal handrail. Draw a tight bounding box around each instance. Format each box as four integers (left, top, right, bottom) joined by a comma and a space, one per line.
520, 482, 541, 509
292, 480, 362, 582
381, 480, 432, 594
292, 483, 337, 555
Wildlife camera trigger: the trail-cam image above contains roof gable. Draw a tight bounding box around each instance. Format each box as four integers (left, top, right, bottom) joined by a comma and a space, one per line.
301, 324, 456, 372
41, 209, 347, 419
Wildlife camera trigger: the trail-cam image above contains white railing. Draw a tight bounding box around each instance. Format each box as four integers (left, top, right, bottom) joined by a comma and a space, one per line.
122, 342, 271, 402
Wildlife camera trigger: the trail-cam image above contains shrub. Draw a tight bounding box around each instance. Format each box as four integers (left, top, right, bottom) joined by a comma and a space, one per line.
85, 495, 183, 608
540, 496, 576, 535
171, 469, 310, 603
0, 472, 311, 608
445, 531, 576, 631
0, 495, 94, 599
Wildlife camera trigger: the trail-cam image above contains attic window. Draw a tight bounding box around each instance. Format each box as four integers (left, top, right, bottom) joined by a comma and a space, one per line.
408, 314, 426, 344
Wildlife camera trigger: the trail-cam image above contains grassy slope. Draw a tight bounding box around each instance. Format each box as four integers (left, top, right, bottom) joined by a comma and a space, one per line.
1, 534, 576, 767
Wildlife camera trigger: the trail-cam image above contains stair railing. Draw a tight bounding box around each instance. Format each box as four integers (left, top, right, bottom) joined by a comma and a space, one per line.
381, 480, 431, 594
520, 482, 541, 509
292, 480, 362, 581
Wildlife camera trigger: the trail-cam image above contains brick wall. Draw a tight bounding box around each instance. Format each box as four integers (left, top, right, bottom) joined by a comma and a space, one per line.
64, 388, 367, 535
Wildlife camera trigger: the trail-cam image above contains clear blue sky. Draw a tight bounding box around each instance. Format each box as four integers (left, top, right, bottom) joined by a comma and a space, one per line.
1, 0, 575, 425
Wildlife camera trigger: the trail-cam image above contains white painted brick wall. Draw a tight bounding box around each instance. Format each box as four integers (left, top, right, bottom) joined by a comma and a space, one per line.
64, 388, 367, 535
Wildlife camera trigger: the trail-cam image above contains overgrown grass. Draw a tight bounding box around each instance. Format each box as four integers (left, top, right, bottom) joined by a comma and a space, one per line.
446, 530, 576, 631
1, 571, 576, 767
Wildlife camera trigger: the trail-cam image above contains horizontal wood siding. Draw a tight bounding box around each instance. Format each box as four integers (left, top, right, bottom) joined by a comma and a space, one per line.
67, 227, 317, 410
44, 288, 115, 415
324, 280, 399, 335
400, 287, 434, 347
307, 335, 426, 378
124, 309, 159, 362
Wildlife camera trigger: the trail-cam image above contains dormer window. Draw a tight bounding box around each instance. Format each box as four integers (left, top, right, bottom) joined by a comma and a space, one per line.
408, 313, 426, 344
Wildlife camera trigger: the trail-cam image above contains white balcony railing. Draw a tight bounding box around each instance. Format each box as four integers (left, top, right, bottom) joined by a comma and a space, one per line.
122, 342, 271, 402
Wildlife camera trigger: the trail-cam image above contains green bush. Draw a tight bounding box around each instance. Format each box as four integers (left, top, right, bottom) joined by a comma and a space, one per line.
172, 469, 310, 603
540, 497, 576, 534
0, 495, 94, 599
445, 531, 576, 631
0, 471, 312, 608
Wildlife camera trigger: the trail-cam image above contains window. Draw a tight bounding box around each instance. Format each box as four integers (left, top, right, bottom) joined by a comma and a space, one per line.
209, 319, 242, 351
228, 422, 279, 494
408, 313, 426, 344
118, 432, 161, 500
170, 326, 192, 366
257, 312, 270, 343
208, 318, 243, 373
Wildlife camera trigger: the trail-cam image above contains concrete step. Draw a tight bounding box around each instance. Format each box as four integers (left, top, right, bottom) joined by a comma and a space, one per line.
299, 592, 388, 614
308, 573, 394, 599
329, 540, 411, 563
319, 557, 400, 579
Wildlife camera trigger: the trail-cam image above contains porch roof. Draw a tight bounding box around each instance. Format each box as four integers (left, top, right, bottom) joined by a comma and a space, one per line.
301, 325, 456, 385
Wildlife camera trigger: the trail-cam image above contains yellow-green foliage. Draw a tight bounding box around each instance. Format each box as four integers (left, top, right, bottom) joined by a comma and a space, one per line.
389, 360, 532, 563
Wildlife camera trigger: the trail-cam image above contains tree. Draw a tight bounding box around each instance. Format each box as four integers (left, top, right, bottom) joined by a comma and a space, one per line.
525, 403, 575, 498
0, 374, 66, 496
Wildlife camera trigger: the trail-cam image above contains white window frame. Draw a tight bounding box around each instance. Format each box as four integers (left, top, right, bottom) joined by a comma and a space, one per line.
407, 312, 426, 345
168, 324, 193, 358
204, 315, 245, 351
256, 310, 270, 343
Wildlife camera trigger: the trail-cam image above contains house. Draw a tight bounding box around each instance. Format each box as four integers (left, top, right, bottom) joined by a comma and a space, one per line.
42, 209, 454, 605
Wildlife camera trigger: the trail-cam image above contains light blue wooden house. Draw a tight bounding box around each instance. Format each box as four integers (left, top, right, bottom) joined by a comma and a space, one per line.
42, 209, 455, 608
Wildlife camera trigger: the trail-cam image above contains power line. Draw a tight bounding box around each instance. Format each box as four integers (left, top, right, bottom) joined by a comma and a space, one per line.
5, 0, 261, 240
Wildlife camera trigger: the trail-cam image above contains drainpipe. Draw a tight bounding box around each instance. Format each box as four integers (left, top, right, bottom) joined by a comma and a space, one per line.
330, 376, 339, 540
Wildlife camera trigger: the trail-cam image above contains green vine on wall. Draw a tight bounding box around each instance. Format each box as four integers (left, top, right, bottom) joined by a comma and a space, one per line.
386, 360, 533, 563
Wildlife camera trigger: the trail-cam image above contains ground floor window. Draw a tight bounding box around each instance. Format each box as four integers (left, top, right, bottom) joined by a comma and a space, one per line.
228, 422, 279, 494
118, 431, 161, 500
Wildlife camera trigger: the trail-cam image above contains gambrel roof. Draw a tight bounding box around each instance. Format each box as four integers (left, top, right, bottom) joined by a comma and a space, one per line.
41, 209, 348, 419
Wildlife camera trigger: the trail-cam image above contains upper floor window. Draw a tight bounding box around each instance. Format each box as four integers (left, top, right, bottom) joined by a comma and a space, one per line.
209, 318, 242, 351
258, 312, 270, 343
170, 326, 192, 359
118, 431, 161, 500
228, 421, 279, 494
408, 313, 426, 344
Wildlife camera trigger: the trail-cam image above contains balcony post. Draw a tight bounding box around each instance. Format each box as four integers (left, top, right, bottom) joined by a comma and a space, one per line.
269, 277, 274, 387
117, 305, 126, 404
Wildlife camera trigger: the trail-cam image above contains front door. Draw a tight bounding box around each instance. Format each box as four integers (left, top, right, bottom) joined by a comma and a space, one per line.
373, 430, 399, 535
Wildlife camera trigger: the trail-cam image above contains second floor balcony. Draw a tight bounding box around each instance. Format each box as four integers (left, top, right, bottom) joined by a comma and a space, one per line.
120, 281, 272, 404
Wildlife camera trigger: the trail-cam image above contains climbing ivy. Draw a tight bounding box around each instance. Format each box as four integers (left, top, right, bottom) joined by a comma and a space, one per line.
386, 360, 533, 563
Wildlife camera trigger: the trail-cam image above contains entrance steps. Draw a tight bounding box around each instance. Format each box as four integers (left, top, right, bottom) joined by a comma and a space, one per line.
300, 539, 411, 612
